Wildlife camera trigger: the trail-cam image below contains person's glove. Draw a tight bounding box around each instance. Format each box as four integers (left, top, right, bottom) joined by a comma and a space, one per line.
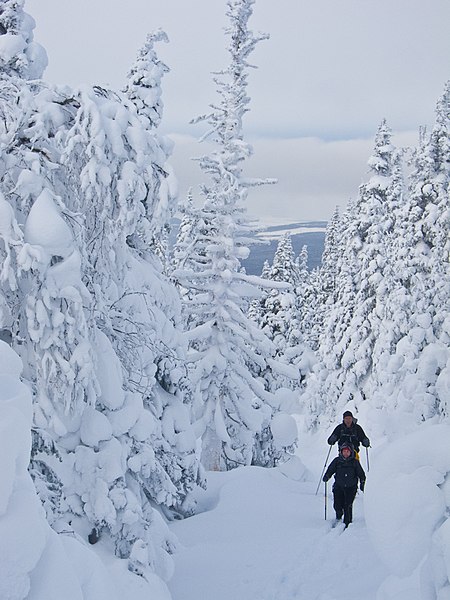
360, 481, 365, 492
362, 438, 370, 448
323, 475, 329, 483
328, 435, 337, 445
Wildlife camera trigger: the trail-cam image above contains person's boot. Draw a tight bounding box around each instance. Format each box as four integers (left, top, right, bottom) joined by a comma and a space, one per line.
332, 511, 343, 527
343, 507, 351, 528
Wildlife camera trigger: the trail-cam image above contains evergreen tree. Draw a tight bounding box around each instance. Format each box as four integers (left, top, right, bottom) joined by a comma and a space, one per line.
256, 236, 310, 391
308, 121, 404, 421
295, 245, 314, 345
375, 83, 450, 420
247, 258, 271, 323
0, 0, 47, 80
124, 30, 176, 265
269, 233, 300, 285
124, 29, 169, 130
59, 83, 201, 559
319, 206, 341, 300
302, 207, 343, 351
306, 86, 449, 429
0, 7, 202, 581
171, 192, 212, 330
174, 0, 296, 471
336, 120, 401, 406
259, 234, 298, 345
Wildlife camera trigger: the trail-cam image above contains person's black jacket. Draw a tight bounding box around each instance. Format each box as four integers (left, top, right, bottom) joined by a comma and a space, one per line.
327, 420, 370, 452
323, 454, 366, 489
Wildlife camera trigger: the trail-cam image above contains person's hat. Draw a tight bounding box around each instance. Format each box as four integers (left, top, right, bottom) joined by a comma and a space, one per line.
340, 443, 353, 453
343, 410, 353, 418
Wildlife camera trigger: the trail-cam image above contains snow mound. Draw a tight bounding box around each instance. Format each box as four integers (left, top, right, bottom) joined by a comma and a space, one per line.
0, 342, 171, 600
270, 412, 298, 448
277, 454, 310, 481
365, 423, 450, 598
0, 339, 23, 376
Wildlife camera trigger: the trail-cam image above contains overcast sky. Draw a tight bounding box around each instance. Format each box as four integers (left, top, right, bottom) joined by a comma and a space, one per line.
27, 0, 450, 223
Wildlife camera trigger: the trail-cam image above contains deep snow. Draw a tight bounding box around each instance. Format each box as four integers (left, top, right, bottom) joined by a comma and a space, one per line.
168, 436, 387, 600
0, 341, 171, 600
167, 421, 450, 600
3, 330, 450, 600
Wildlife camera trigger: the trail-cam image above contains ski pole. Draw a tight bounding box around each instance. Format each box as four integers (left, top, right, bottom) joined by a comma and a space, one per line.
366, 446, 370, 472
324, 481, 327, 520
315, 445, 332, 495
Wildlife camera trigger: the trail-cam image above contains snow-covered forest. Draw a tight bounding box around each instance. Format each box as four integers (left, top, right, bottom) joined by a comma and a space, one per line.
0, 0, 448, 598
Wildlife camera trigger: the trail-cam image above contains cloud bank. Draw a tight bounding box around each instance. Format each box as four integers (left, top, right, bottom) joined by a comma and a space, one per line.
168, 131, 418, 223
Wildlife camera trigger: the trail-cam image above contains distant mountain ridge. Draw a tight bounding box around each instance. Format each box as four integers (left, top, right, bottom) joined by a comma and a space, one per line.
259, 220, 328, 233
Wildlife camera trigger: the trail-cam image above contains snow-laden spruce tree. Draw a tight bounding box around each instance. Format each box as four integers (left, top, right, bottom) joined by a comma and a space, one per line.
173, 0, 297, 470
247, 258, 272, 323
293, 244, 317, 346
269, 233, 300, 285
331, 121, 403, 409
258, 235, 298, 354
124, 29, 168, 130
300, 209, 341, 354
306, 121, 404, 422
256, 235, 313, 396
57, 57, 201, 562
0, 0, 47, 79
373, 83, 450, 421
319, 206, 341, 297
124, 29, 177, 266
0, 7, 77, 523
262, 235, 299, 332
171, 192, 212, 330
0, 8, 202, 583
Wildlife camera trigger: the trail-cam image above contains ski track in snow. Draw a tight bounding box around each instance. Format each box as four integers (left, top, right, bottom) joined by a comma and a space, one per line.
168, 450, 388, 600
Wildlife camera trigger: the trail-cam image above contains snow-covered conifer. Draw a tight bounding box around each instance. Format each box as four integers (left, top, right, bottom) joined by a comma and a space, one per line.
319, 206, 341, 300
375, 83, 450, 420
124, 29, 169, 129
0, 16, 202, 580
0, 0, 47, 79
247, 258, 272, 323
124, 30, 176, 264
258, 234, 298, 346
58, 82, 202, 560
174, 0, 297, 471
257, 236, 311, 392
303, 206, 341, 354
309, 120, 404, 421
270, 233, 299, 285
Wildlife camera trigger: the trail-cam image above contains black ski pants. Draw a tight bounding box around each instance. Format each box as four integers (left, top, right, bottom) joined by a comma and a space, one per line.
333, 484, 357, 525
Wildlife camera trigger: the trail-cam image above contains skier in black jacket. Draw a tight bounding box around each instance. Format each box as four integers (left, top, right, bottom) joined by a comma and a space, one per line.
323, 442, 366, 527
327, 410, 370, 456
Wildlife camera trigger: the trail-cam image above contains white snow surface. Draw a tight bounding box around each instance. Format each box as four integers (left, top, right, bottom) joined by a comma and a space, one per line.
1, 339, 449, 599
166, 420, 450, 600
0, 341, 170, 600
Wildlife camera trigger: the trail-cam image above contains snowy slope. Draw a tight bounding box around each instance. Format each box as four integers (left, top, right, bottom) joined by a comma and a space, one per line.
168, 440, 387, 600
2, 336, 450, 599
167, 422, 450, 600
